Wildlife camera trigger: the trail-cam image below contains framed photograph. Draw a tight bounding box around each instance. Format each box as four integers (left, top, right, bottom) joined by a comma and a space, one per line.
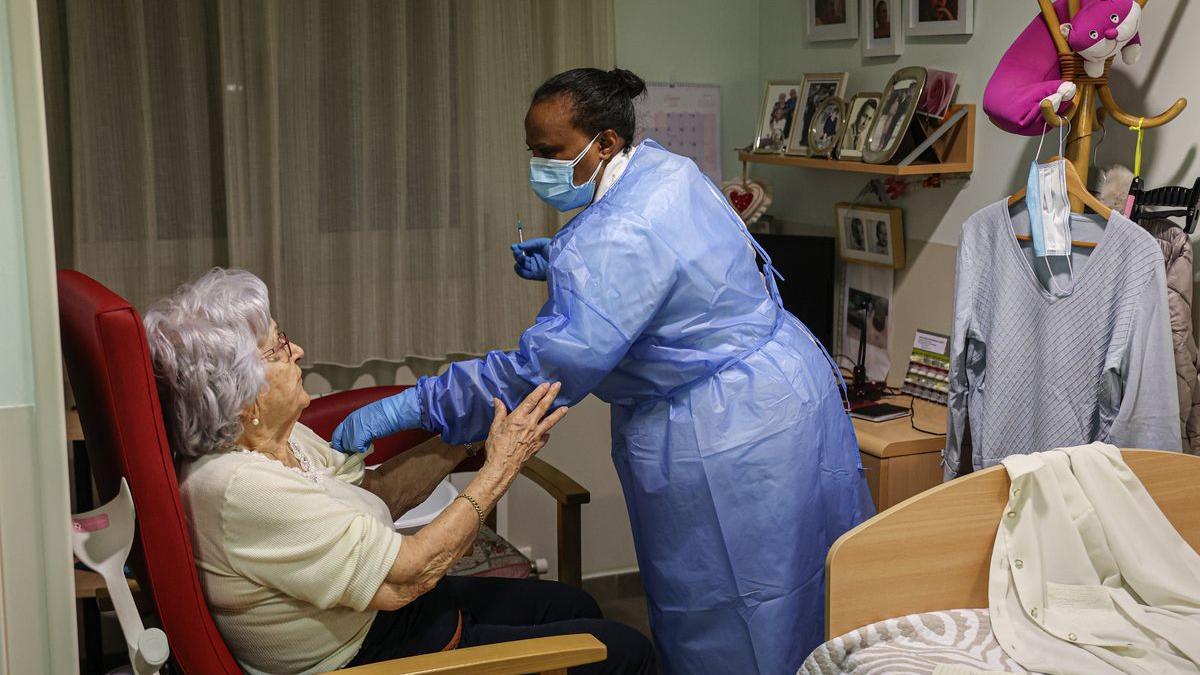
863, 0, 903, 57
835, 202, 906, 268
845, 286, 891, 382
838, 92, 881, 160
752, 81, 804, 153
808, 96, 847, 158
807, 0, 859, 42
786, 72, 850, 156
863, 66, 926, 164
907, 0, 973, 36
917, 68, 957, 119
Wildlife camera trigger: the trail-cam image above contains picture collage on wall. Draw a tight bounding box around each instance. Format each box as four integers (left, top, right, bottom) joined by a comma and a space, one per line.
807, 0, 973, 54
753, 0, 973, 163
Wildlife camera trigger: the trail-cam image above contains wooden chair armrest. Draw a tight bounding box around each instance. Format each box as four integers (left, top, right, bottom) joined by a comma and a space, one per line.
519, 457, 589, 588
520, 457, 590, 506
338, 634, 606, 674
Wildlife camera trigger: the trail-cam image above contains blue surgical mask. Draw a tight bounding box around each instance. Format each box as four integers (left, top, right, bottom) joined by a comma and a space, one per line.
529, 134, 603, 211
1025, 119, 1075, 294
1026, 121, 1071, 258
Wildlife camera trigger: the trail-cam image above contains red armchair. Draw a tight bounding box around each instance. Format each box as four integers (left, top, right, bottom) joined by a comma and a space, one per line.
57, 269, 602, 674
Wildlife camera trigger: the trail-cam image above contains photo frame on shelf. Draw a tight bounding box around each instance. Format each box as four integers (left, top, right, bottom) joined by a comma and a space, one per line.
808, 96, 848, 158
786, 72, 850, 156
752, 81, 804, 153
906, 0, 973, 37
838, 92, 882, 160
862, 0, 903, 57
863, 66, 926, 164
835, 202, 906, 268
807, 0, 859, 42
917, 68, 958, 119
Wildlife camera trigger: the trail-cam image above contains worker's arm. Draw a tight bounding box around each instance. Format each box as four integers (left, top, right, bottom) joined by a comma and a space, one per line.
358, 438, 470, 520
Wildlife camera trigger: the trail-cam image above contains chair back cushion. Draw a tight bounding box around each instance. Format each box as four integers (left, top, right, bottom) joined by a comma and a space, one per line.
57, 270, 241, 674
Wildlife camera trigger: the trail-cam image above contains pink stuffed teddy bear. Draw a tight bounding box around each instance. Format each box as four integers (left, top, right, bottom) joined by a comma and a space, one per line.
984, 0, 1142, 136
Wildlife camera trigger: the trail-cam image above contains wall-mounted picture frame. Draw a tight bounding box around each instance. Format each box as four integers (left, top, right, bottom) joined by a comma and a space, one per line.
752, 81, 803, 153
835, 202, 906, 268
808, 96, 847, 158
838, 92, 881, 160
807, 0, 859, 42
786, 72, 850, 156
863, 0, 903, 57
907, 0, 973, 37
863, 66, 926, 164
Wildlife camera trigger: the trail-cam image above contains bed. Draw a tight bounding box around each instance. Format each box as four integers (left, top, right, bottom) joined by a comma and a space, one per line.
802, 449, 1200, 674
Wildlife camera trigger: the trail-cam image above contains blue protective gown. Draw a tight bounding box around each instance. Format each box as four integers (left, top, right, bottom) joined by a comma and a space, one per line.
416, 141, 873, 674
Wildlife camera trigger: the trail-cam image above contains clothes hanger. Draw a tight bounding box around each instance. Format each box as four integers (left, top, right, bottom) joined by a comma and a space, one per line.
1008, 115, 1111, 250
1008, 156, 1110, 250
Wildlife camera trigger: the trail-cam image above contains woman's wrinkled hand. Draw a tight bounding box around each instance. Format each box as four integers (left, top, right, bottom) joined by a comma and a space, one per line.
483, 382, 568, 480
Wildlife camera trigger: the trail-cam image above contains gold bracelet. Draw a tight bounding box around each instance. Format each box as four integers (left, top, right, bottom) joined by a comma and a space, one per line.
458, 493, 485, 529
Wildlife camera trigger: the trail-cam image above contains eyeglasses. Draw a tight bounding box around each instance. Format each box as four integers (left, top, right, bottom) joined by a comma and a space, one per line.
262, 330, 292, 362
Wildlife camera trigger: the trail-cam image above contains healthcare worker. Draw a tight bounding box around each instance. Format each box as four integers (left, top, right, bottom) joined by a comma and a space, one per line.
333, 67, 873, 674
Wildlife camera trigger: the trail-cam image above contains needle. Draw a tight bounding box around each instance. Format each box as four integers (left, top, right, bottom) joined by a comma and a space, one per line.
517, 219, 525, 244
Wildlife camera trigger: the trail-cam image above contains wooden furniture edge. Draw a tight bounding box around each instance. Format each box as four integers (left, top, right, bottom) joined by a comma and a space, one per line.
824, 449, 1200, 639
337, 634, 606, 675
521, 456, 591, 588
521, 457, 590, 506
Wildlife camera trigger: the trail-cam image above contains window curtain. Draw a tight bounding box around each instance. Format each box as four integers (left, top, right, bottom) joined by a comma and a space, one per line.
40, 0, 615, 368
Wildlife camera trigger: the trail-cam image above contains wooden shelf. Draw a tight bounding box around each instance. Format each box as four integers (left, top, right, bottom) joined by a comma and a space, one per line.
740, 104, 975, 177
738, 152, 971, 175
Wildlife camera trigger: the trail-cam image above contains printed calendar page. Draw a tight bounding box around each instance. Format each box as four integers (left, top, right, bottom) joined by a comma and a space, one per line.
634, 83, 722, 184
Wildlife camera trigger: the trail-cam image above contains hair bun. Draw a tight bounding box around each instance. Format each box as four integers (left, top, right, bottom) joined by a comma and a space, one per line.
609, 68, 647, 99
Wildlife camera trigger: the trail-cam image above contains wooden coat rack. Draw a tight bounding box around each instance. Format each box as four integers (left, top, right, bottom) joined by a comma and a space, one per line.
1034, 0, 1187, 212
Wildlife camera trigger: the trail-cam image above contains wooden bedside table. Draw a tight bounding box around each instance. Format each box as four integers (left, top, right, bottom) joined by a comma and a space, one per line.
851, 397, 948, 512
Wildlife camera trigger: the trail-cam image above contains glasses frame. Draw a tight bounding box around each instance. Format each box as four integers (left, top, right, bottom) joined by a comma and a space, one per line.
262, 330, 292, 362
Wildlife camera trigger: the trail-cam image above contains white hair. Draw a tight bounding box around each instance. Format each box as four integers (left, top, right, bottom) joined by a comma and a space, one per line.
143, 268, 272, 457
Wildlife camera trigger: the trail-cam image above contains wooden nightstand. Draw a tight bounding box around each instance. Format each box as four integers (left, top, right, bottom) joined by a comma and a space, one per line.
851, 397, 948, 512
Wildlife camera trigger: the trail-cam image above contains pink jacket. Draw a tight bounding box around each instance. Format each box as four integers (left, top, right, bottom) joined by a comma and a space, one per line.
1144, 220, 1200, 455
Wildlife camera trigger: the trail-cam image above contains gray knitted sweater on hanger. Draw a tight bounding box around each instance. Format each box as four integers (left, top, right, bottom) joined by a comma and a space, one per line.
944, 200, 1181, 477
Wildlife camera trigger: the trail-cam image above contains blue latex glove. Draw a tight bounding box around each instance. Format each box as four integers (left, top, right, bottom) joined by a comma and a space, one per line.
511, 238, 551, 281
331, 388, 422, 453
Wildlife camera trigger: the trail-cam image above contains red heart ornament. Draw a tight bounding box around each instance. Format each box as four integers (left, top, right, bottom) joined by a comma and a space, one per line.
730, 190, 754, 213
720, 179, 772, 225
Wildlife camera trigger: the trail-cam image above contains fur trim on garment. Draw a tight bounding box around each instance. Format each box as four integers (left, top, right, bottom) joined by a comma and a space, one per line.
1097, 164, 1134, 212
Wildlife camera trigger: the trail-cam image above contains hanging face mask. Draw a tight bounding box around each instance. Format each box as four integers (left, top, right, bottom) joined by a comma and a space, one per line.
1026, 121, 1072, 258
529, 134, 603, 212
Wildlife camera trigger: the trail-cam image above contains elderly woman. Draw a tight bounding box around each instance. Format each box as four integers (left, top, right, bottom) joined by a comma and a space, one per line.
144, 268, 654, 675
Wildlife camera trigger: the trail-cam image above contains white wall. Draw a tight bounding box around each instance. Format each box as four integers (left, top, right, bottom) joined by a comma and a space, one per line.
0, 0, 32, 407
756, 0, 1200, 246
0, 0, 76, 672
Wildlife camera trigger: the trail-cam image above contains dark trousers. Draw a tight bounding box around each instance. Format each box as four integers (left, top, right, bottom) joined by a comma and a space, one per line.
347, 575, 656, 674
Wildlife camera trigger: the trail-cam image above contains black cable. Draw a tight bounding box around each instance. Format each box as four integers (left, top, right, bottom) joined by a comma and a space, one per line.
907, 394, 947, 436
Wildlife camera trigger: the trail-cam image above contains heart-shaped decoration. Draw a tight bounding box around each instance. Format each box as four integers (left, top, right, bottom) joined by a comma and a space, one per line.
721, 179, 773, 225
730, 190, 754, 213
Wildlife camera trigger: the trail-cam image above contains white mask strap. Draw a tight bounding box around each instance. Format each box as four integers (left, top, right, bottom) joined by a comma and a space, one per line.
570, 134, 601, 166
1034, 121, 1049, 162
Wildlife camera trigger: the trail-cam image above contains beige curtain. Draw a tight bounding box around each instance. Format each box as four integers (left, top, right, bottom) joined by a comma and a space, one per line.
42, 0, 614, 368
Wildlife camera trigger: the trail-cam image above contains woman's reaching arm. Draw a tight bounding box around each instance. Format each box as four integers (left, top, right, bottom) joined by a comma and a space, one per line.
366, 382, 568, 611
